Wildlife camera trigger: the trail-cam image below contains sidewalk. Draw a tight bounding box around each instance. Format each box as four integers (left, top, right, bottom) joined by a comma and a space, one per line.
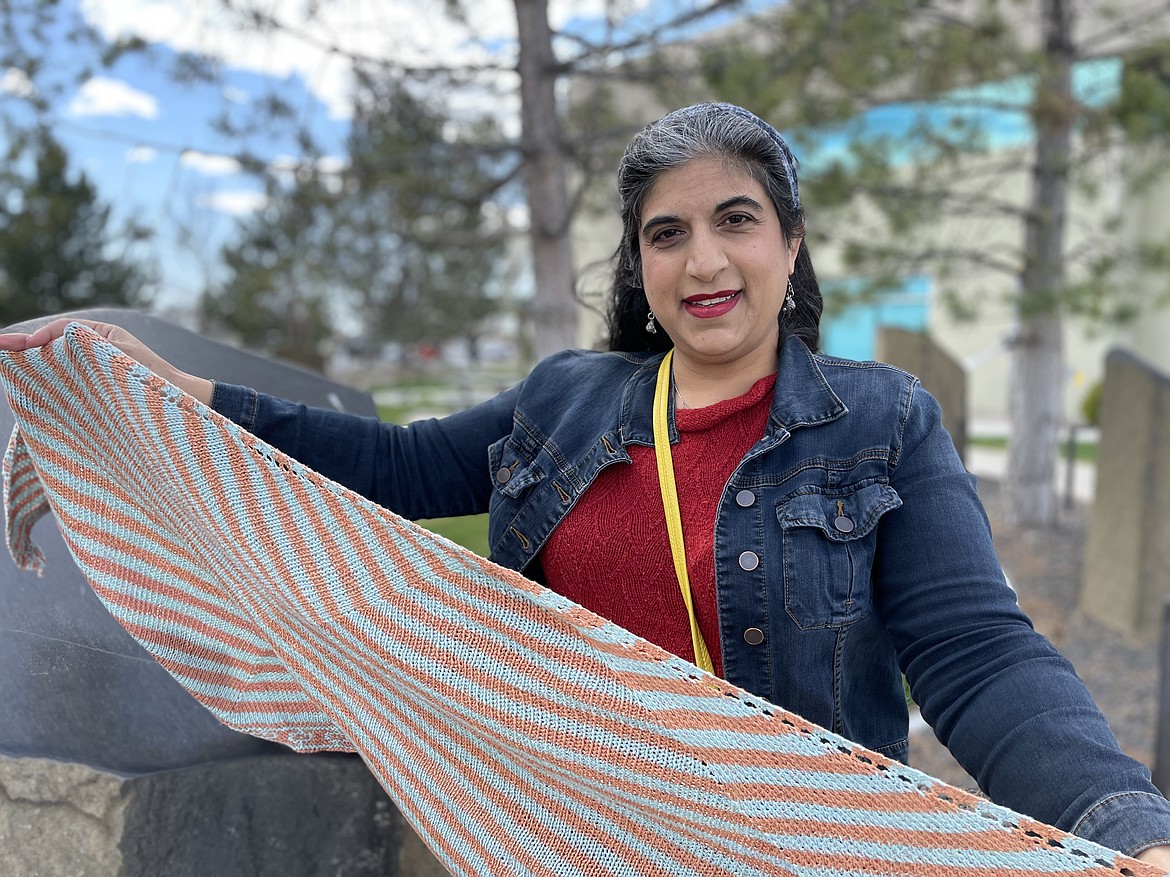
964, 446, 1096, 505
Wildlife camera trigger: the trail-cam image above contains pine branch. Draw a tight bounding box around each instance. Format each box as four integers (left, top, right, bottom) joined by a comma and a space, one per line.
1078, 1, 1170, 57
215, 1, 516, 78
858, 184, 1032, 220
852, 243, 1021, 277
553, 0, 747, 65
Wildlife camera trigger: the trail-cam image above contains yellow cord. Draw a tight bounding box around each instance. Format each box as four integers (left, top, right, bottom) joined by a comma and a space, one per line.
653, 350, 715, 675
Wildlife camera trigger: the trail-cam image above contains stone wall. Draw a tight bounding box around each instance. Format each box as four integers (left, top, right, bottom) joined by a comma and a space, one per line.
0, 753, 449, 877
876, 327, 968, 462
1081, 349, 1170, 634
0, 310, 450, 876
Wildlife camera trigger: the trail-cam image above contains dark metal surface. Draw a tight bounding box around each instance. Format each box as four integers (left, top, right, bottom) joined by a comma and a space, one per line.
1155, 599, 1170, 795
0, 309, 376, 773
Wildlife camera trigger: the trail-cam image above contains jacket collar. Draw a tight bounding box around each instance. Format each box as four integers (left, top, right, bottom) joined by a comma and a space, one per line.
616, 336, 848, 447
769, 335, 849, 432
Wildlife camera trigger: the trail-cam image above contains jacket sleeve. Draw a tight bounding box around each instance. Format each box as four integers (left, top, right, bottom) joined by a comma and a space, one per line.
210, 380, 520, 521
875, 381, 1170, 857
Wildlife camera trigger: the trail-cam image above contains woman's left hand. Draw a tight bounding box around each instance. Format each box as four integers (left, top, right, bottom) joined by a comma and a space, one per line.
1137, 844, 1170, 873
0, 318, 214, 404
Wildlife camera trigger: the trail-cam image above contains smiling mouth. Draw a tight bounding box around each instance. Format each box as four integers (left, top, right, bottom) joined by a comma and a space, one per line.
685, 291, 740, 307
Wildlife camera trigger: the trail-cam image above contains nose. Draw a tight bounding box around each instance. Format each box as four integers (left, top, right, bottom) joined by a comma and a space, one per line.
686, 229, 729, 282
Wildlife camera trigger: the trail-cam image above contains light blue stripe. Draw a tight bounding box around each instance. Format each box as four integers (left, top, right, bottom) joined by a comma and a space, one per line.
243, 598, 749, 811
272, 598, 936, 817
78, 581, 286, 669
47, 503, 273, 645
2, 332, 1130, 877
327, 666, 718, 877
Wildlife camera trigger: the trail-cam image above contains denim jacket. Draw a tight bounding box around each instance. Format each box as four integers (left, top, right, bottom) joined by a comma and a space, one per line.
212, 336, 1170, 857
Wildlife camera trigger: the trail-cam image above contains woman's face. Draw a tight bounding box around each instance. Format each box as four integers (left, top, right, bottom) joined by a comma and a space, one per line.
637, 156, 799, 376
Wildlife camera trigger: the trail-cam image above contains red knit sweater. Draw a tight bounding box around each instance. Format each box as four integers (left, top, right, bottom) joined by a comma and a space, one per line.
542, 373, 776, 677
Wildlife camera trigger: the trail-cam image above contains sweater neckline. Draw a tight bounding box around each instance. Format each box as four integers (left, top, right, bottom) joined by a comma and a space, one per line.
676, 372, 776, 432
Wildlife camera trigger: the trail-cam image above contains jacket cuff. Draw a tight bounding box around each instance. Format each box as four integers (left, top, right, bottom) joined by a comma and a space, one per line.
1071, 790, 1170, 857
209, 381, 259, 432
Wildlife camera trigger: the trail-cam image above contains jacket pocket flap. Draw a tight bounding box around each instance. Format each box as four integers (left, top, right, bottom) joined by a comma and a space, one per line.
777, 482, 902, 542
487, 437, 543, 499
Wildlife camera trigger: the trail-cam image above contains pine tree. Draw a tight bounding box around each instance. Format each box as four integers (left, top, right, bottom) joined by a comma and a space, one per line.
0, 131, 151, 325
202, 73, 512, 368
701, 0, 1170, 527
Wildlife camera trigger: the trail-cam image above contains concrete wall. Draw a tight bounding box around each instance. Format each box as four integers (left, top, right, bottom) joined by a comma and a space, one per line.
876, 327, 968, 463
1080, 350, 1170, 634
0, 753, 448, 877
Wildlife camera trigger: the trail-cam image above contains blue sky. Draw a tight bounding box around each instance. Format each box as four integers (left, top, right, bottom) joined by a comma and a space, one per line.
5, 0, 1121, 318
2, 0, 787, 314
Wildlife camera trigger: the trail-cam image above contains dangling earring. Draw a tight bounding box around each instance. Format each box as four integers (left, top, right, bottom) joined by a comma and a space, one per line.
783, 279, 796, 313
645, 310, 658, 334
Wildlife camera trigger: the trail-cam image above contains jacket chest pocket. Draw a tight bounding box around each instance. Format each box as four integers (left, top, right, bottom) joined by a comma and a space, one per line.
776, 481, 902, 630
487, 436, 543, 499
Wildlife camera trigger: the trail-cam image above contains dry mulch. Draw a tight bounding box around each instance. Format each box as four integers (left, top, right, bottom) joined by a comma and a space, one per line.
906, 478, 1165, 792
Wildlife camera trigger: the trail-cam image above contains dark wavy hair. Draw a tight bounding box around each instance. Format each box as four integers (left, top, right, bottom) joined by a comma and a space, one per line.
605, 102, 822, 354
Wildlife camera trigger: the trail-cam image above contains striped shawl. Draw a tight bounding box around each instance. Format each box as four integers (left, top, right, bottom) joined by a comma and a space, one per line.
0, 325, 1156, 877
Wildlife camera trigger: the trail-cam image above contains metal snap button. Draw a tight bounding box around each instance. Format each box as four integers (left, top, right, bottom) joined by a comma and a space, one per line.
735, 489, 755, 508
738, 550, 760, 571
833, 500, 854, 533
495, 466, 513, 484
743, 627, 765, 646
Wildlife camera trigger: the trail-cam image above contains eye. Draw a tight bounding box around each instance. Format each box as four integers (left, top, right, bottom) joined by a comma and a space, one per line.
649, 227, 684, 246
721, 212, 757, 228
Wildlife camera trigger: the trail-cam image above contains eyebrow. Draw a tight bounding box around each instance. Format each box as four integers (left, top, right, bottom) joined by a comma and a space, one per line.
641, 195, 766, 238
715, 195, 765, 213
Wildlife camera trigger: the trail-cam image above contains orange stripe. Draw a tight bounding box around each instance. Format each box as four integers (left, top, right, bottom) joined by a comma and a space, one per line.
6, 331, 1156, 877
229, 591, 684, 874
260, 603, 751, 875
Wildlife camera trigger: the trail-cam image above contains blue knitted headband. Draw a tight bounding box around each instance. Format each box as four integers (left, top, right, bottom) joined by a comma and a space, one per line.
671, 102, 801, 213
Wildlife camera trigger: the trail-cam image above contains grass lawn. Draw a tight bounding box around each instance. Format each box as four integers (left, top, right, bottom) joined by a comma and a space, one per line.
969, 434, 1097, 463
419, 514, 490, 557
370, 391, 491, 555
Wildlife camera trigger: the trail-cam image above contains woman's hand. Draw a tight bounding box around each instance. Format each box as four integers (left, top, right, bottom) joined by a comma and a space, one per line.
1137, 844, 1170, 873
0, 318, 214, 404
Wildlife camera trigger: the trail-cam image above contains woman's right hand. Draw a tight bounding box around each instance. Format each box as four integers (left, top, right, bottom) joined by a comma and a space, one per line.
0, 318, 215, 405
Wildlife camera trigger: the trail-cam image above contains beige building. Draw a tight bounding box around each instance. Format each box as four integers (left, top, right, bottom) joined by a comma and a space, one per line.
568, 14, 1170, 426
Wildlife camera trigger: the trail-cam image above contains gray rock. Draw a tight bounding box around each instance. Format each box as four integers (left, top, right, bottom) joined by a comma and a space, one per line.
0, 311, 449, 876
0, 752, 450, 876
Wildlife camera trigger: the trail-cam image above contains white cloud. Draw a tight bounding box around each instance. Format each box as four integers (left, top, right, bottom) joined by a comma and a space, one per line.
222, 85, 249, 104
127, 146, 157, 164
180, 151, 242, 176
77, 0, 543, 120
267, 153, 349, 191
196, 190, 268, 216
314, 155, 348, 176
67, 76, 158, 118
1, 67, 37, 99
506, 202, 531, 231
77, 0, 659, 155
268, 153, 348, 174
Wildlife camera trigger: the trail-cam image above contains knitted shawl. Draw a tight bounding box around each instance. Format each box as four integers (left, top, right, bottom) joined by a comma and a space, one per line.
0, 325, 1156, 877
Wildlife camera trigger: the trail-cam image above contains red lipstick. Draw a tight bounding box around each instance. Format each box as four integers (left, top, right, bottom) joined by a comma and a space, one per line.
683, 290, 740, 319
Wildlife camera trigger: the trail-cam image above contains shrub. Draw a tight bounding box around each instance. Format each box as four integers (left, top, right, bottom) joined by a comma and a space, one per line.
1081, 379, 1102, 427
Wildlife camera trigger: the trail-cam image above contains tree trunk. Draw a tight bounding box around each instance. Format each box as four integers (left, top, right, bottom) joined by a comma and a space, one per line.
1005, 0, 1074, 528
514, 0, 579, 361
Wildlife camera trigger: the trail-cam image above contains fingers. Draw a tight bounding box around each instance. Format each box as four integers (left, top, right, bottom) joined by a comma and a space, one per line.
23, 320, 70, 348
0, 333, 32, 351
0, 318, 137, 352
0, 318, 97, 351
0, 317, 214, 404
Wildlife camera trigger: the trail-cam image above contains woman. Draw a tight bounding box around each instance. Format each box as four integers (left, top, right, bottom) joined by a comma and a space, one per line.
4, 101, 1170, 867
